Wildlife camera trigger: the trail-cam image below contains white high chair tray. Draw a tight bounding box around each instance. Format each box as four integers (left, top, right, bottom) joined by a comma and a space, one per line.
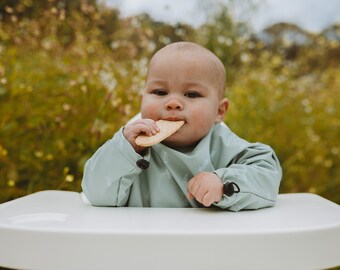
0, 191, 339, 270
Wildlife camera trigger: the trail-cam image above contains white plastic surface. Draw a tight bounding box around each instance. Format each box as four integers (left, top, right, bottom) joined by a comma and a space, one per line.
0, 191, 339, 270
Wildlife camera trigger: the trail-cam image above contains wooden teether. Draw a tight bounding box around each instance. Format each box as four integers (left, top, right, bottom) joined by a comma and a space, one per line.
135, 120, 185, 147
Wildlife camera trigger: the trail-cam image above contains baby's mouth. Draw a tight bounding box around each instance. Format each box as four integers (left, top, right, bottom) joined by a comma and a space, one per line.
163, 117, 183, 121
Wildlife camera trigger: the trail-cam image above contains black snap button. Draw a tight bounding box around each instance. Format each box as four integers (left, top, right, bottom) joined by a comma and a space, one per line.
223, 182, 240, 197
136, 159, 150, 169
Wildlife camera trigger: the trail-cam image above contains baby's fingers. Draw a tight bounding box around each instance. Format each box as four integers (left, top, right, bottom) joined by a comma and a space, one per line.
126, 119, 159, 137
187, 192, 195, 201
137, 119, 160, 136
201, 192, 215, 207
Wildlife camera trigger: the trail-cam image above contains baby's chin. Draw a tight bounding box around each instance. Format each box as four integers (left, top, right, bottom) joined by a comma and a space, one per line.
161, 136, 201, 151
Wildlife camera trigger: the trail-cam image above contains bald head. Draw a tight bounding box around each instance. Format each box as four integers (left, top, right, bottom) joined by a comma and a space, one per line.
148, 42, 226, 98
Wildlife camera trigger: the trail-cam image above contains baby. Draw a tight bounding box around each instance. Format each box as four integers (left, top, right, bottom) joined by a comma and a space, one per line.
82, 41, 282, 211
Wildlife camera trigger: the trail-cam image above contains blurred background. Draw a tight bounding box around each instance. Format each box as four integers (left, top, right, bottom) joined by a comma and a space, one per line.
0, 0, 339, 204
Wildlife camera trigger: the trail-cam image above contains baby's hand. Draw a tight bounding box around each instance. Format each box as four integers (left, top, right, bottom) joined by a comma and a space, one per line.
187, 172, 223, 207
123, 119, 160, 153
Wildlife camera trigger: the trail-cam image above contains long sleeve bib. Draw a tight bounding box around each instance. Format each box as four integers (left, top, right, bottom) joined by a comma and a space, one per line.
82, 124, 282, 211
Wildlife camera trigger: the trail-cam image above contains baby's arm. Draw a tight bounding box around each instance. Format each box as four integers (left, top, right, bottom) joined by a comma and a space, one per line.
212, 143, 282, 211
82, 125, 151, 206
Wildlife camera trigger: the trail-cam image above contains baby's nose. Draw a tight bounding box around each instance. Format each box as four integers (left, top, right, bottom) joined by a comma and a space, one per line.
165, 98, 183, 110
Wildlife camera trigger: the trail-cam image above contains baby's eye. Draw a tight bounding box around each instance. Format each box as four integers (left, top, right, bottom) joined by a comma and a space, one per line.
151, 89, 168, 96
185, 91, 202, 98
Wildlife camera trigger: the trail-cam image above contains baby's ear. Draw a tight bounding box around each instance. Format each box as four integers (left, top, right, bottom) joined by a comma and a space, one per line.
215, 98, 229, 123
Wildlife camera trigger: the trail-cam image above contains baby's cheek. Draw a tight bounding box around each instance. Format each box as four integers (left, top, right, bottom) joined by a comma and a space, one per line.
141, 104, 158, 119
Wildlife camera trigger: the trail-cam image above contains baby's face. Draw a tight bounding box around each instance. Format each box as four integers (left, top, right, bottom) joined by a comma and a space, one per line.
141, 50, 226, 148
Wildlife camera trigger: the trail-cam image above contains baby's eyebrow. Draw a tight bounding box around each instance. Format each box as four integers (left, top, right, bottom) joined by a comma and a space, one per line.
145, 79, 166, 86
182, 82, 209, 91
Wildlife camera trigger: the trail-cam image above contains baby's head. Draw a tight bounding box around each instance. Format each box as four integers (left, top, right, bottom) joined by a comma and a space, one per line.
147, 42, 226, 99
141, 41, 229, 148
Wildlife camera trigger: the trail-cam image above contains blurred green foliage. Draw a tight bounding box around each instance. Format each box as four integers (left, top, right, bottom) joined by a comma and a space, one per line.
0, 0, 339, 204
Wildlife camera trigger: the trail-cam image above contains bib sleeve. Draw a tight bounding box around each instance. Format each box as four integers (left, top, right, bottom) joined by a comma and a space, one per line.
213, 143, 282, 211
81, 128, 149, 206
